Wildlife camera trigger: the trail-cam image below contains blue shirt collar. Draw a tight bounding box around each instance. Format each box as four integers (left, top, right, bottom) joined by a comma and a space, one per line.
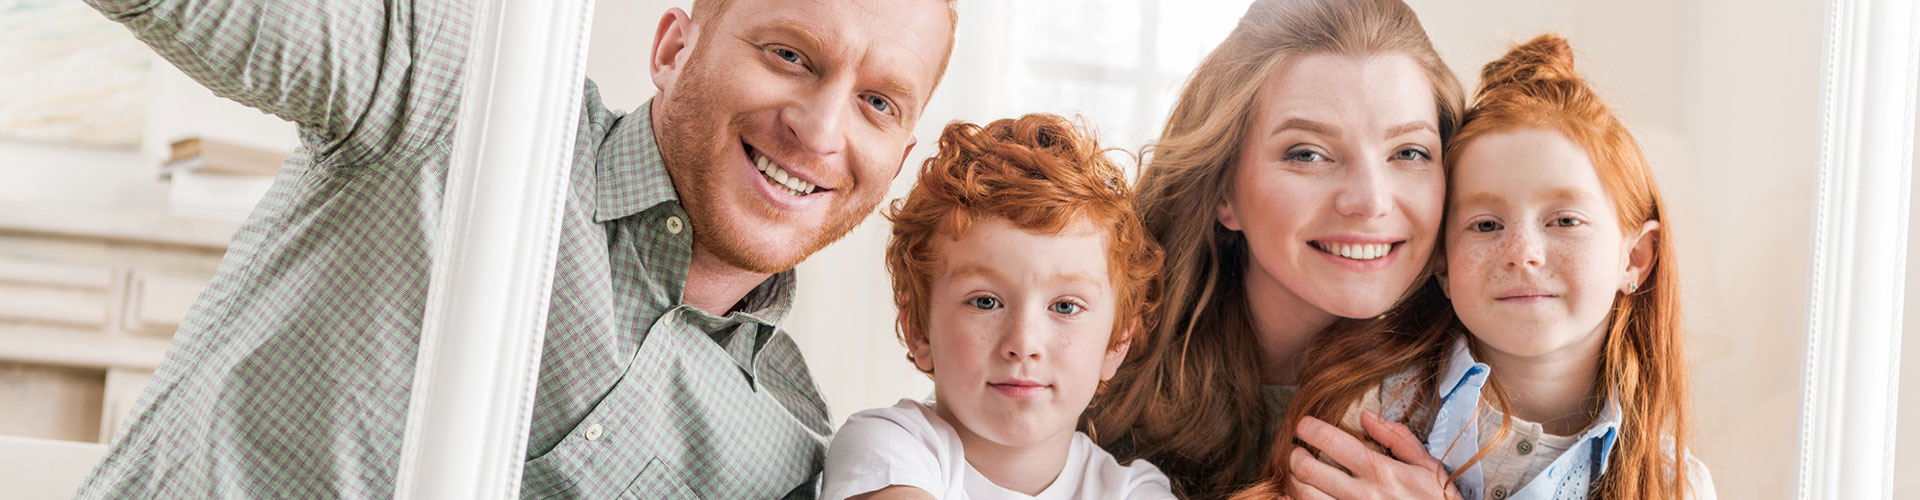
1427, 337, 1626, 498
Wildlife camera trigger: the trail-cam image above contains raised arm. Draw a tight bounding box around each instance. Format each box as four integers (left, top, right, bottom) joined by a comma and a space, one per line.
84, 0, 469, 166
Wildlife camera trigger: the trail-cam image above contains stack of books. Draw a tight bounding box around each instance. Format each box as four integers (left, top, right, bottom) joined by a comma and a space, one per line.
160, 137, 284, 221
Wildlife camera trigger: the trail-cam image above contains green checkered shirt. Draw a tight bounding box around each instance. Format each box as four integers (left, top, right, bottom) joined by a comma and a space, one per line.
76, 0, 832, 498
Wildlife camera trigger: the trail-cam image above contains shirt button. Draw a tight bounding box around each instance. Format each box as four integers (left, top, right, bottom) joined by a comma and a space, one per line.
666, 216, 684, 234
1517, 439, 1533, 455
583, 423, 604, 441
1491, 486, 1508, 500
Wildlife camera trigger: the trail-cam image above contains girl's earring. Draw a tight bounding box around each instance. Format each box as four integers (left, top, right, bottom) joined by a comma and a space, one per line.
1628, 281, 1639, 293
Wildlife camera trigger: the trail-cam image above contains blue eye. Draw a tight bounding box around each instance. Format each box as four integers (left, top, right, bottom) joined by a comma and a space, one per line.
1471, 220, 1503, 232
1286, 149, 1327, 163
1049, 301, 1082, 315
1550, 216, 1583, 228
864, 95, 892, 114
1394, 147, 1431, 161
968, 296, 1001, 310
773, 47, 803, 65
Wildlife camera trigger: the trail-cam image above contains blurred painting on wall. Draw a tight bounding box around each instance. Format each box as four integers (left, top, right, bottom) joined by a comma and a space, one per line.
0, 0, 150, 148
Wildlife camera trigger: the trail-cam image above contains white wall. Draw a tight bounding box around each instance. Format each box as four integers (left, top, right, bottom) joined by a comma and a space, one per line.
1897, 81, 1920, 497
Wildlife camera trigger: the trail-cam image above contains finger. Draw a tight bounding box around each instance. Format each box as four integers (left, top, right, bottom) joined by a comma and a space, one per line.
1295, 416, 1382, 476
1289, 447, 1362, 500
1360, 410, 1439, 469
1287, 477, 1336, 500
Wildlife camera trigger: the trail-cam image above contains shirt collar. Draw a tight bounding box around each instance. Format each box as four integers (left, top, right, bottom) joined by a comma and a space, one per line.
1583, 390, 1624, 474
1436, 338, 1492, 402
1436, 337, 1626, 474
594, 98, 679, 223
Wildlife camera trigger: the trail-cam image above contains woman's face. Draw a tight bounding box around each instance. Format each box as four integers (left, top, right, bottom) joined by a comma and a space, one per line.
1219, 53, 1445, 319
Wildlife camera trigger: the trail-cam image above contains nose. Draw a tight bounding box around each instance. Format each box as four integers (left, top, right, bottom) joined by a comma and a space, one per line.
1502, 226, 1545, 269
998, 310, 1045, 362
1333, 161, 1391, 220
780, 86, 850, 157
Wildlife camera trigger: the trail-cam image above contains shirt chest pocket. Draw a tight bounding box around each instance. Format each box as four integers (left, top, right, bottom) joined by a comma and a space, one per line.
620, 459, 699, 500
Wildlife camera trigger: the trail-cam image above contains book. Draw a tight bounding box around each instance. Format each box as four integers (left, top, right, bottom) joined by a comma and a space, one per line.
160, 137, 287, 179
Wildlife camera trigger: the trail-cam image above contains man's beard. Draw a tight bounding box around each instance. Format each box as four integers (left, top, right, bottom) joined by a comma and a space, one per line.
653, 68, 879, 275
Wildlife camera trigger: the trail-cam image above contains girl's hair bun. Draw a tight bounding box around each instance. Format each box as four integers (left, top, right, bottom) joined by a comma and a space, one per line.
1476, 33, 1577, 98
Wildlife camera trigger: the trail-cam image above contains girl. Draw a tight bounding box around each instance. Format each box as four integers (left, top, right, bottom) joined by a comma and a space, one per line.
1246, 34, 1715, 500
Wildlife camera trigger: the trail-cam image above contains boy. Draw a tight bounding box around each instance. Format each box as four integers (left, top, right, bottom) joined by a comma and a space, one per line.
822, 114, 1173, 499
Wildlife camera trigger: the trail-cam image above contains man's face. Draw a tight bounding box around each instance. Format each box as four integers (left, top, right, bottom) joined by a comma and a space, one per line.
652, 0, 952, 274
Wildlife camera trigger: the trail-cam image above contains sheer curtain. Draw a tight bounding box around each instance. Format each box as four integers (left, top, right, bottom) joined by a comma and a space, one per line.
787, 0, 1254, 425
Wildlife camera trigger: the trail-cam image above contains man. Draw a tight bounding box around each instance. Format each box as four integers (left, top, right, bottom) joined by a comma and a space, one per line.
75, 0, 955, 497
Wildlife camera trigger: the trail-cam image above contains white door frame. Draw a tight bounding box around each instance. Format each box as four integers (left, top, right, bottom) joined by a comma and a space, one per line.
392, 0, 599, 497
1796, 0, 1920, 498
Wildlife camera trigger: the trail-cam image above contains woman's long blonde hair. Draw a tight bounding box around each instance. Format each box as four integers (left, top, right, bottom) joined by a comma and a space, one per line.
1080, 0, 1463, 497
1241, 34, 1695, 499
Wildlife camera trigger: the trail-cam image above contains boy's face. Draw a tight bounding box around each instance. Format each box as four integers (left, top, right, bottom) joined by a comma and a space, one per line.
912, 216, 1130, 453
1441, 128, 1648, 363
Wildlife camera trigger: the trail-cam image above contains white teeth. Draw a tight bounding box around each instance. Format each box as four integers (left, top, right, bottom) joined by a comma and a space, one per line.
753, 152, 817, 196
1316, 242, 1392, 261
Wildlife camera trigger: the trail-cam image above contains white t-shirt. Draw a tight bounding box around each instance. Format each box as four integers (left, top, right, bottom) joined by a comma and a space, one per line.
821, 399, 1177, 500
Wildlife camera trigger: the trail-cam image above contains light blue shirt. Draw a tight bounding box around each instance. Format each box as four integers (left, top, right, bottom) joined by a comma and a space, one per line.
1414, 340, 1621, 500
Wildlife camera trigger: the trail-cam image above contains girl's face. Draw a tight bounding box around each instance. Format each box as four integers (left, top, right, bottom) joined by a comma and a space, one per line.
1221, 53, 1446, 319
1442, 128, 1657, 361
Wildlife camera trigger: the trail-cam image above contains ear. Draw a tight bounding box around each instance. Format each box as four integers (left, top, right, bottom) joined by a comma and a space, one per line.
1099, 324, 1136, 381
1621, 220, 1661, 294
900, 309, 936, 373
894, 135, 918, 179
1215, 198, 1242, 231
650, 8, 697, 96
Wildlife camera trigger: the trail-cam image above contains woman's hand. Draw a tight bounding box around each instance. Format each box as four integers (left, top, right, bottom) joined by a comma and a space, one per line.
1287, 411, 1462, 500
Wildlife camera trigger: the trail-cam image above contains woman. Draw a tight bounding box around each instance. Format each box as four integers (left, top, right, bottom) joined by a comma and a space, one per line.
1083, 0, 1464, 497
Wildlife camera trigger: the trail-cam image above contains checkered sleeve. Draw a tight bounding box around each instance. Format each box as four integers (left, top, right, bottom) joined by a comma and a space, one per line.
81, 0, 471, 168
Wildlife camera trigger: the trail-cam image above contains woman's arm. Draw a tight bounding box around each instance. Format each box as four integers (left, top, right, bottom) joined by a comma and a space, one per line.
1288, 412, 1461, 500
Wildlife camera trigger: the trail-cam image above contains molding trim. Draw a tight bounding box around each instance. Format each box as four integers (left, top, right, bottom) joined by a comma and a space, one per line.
392, 0, 598, 497
1797, 0, 1920, 498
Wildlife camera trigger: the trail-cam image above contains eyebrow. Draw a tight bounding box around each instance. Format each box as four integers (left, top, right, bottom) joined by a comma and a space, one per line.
1271, 118, 1337, 138
748, 21, 830, 59
1385, 121, 1438, 140
1540, 187, 1594, 203
946, 263, 1108, 289
1454, 187, 1594, 208
1455, 192, 1507, 209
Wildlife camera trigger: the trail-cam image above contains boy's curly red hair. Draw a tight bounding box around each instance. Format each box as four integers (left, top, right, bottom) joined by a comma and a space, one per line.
884, 113, 1164, 375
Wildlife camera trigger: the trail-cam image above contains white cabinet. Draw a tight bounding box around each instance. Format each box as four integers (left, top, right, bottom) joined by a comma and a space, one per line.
0, 201, 235, 445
